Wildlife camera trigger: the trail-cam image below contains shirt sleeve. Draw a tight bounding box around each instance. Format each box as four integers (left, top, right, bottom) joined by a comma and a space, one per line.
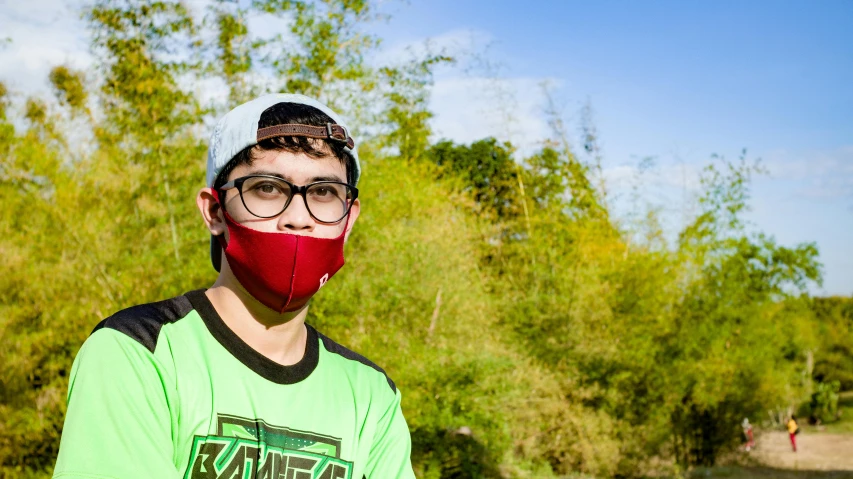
53, 328, 180, 479
364, 388, 416, 479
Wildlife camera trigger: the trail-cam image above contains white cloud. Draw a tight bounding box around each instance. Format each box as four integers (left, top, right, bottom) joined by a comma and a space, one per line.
0, 0, 92, 96
375, 29, 569, 156
183, 0, 216, 18
602, 145, 853, 220
764, 146, 853, 178
428, 75, 556, 154
598, 154, 706, 217
761, 146, 853, 200
374, 28, 493, 67
600, 164, 637, 188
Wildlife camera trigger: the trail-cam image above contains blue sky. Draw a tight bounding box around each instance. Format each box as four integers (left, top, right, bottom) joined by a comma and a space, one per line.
369, 0, 853, 295
1, 0, 850, 294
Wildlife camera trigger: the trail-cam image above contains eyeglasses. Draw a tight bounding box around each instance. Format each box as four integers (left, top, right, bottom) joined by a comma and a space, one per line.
218, 175, 358, 223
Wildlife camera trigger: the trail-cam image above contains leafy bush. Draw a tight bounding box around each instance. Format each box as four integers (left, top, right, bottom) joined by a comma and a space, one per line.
809, 381, 841, 424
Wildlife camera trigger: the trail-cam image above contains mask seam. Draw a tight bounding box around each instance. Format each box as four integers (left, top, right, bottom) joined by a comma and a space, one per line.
282, 236, 299, 313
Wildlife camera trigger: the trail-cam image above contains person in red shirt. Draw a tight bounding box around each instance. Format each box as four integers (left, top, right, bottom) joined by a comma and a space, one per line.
742, 417, 755, 451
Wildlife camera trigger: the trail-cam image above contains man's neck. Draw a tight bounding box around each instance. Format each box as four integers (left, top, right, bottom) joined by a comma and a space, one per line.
205, 280, 309, 366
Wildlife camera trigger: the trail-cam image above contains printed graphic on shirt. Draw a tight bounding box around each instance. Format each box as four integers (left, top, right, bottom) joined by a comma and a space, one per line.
185, 414, 353, 479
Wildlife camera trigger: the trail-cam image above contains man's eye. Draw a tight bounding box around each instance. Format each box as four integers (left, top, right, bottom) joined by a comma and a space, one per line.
253, 182, 284, 195
309, 186, 343, 201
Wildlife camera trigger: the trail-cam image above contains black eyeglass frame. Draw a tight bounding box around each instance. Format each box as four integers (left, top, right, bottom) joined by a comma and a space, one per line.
218, 174, 359, 224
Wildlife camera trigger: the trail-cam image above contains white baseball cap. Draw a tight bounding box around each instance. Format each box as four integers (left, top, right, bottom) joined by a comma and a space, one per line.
206, 93, 360, 186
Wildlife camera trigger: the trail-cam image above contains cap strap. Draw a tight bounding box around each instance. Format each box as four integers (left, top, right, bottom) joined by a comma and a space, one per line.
257, 123, 355, 149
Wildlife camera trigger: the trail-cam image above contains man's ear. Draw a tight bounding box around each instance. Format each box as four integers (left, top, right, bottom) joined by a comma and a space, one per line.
197, 187, 226, 236
344, 198, 360, 242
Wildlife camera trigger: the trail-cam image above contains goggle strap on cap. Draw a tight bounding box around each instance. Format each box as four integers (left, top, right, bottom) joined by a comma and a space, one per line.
256, 122, 355, 150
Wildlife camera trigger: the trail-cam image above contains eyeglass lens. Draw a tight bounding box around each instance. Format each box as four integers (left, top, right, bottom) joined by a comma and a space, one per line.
239, 176, 353, 222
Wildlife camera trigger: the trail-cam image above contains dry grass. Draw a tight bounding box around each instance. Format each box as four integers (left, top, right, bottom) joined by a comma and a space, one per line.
749, 431, 853, 472
687, 430, 853, 479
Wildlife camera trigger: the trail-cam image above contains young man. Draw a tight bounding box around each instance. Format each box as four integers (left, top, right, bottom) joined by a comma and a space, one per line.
53, 94, 415, 479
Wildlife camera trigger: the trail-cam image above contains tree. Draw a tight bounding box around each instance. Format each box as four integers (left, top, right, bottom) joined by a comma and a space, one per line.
669, 153, 821, 466
811, 296, 853, 390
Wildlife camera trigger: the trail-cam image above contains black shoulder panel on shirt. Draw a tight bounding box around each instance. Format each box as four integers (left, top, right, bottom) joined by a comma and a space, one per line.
315, 328, 397, 394
91, 294, 194, 353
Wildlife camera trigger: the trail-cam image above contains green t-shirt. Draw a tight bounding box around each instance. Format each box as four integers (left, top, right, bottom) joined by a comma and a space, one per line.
53, 290, 414, 479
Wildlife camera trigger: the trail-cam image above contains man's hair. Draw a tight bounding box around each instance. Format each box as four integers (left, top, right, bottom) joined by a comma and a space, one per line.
213, 102, 357, 189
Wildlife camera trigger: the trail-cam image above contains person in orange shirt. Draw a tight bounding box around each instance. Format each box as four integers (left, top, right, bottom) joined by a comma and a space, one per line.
786, 415, 799, 452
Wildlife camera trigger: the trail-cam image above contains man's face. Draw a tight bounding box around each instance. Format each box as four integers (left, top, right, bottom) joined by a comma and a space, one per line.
217, 148, 359, 240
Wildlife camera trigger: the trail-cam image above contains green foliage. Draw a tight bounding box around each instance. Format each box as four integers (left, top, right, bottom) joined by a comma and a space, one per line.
425, 138, 519, 219
656, 155, 820, 467
212, 4, 252, 104
819, 392, 853, 433
89, 0, 200, 136
809, 380, 841, 424
255, 0, 376, 97
811, 296, 853, 390
0, 1, 841, 478
48, 67, 88, 114
378, 51, 453, 160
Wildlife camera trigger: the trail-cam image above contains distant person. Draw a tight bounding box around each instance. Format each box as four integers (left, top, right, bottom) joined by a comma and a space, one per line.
52, 94, 416, 478
786, 415, 799, 452
742, 417, 755, 451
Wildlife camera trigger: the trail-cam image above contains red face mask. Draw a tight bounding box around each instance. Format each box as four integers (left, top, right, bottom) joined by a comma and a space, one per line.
215, 195, 347, 314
